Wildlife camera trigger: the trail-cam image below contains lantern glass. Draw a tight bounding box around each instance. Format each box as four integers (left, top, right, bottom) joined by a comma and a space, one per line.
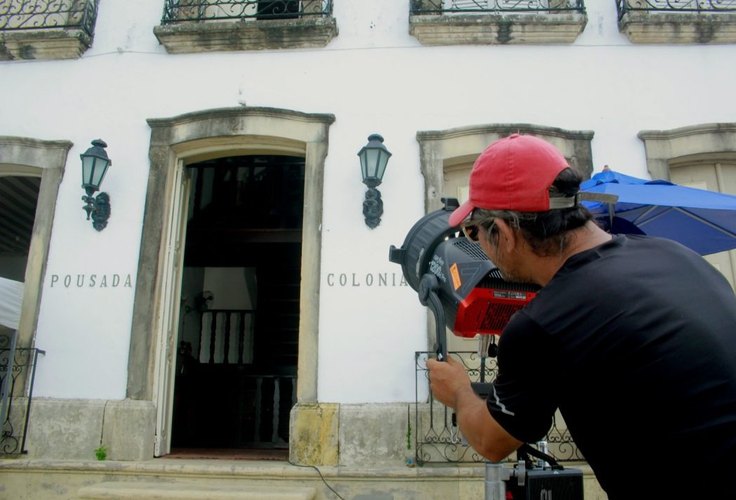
358, 134, 392, 188
80, 140, 111, 192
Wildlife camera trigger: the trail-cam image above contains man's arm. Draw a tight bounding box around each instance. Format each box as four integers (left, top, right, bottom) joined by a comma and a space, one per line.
427, 356, 522, 463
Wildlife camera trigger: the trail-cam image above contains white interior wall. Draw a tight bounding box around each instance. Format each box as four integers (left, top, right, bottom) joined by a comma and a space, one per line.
3, 0, 734, 400
203, 267, 252, 310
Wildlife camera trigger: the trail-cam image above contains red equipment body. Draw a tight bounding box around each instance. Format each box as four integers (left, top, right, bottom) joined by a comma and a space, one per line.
454, 286, 537, 338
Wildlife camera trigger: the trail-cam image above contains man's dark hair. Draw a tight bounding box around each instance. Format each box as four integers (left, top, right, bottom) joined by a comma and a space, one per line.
473, 168, 593, 256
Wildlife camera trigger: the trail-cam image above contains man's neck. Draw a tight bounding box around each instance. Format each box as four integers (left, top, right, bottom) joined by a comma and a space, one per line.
535, 222, 613, 286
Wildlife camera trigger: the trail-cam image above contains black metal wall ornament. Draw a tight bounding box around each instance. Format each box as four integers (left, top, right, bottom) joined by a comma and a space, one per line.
363, 187, 383, 229
80, 139, 112, 231
357, 133, 392, 229
89, 192, 111, 231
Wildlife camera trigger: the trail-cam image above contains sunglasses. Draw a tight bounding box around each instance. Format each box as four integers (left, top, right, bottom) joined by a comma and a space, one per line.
461, 217, 498, 243
461, 222, 480, 242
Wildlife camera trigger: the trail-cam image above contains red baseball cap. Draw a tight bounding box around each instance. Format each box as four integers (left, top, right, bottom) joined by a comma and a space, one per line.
448, 134, 574, 227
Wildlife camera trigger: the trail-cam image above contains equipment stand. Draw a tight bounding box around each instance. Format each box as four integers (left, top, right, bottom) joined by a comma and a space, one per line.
417, 274, 447, 360
485, 462, 508, 500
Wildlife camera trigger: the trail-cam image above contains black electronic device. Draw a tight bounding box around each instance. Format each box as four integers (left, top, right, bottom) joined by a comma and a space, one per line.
506, 467, 584, 500
503, 442, 583, 500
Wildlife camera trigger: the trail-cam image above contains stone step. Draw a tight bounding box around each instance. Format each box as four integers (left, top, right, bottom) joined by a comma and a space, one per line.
77, 481, 317, 500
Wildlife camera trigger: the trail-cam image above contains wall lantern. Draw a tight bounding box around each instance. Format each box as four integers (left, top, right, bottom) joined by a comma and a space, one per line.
80, 139, 112, 231
357, 133, 392, 229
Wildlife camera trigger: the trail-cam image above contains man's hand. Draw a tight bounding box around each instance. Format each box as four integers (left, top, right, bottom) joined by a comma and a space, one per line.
427, 356, 474, 409
427, 355, 523, 463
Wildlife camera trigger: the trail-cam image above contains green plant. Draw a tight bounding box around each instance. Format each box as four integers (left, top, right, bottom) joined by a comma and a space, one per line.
94, 445, 107, 461
405, 405, 416, 467
406, 405, 412, 450
406, 421, 412, 450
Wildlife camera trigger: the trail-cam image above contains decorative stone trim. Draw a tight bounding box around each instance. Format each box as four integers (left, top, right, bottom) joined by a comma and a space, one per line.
130, 107, 334, 412
0, 28, 92, 60
409, 12, 587, 45
618, 12, 736, 44
153, 17, 338, 53
639, 123, 736, 179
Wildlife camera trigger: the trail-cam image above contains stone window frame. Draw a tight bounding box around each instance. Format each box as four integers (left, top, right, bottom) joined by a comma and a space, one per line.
416, 123, 595, 213
638, 123, 736, 180
127, 107, 335, 408
0, 136, 70, 349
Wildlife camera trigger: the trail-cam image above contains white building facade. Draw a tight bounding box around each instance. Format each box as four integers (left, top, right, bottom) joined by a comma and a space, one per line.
1, 0, 736, 498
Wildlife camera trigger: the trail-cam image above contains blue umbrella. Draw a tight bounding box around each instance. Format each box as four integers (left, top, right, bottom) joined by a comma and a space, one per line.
580, 168, 736, 256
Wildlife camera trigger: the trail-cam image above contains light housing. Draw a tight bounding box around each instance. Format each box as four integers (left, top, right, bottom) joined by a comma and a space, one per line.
357, 134, 392, 229
80, 139, 112, 231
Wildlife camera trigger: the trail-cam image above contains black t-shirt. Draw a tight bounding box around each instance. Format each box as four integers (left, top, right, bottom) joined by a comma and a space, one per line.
487, 235, 736, 499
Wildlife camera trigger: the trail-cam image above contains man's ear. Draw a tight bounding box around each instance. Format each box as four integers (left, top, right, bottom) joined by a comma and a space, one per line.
494, 219, 516, 251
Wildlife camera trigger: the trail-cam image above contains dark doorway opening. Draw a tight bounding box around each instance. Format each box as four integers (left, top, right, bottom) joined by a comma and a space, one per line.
0, 175, 40, 282
171, 155, 303, 456
0, 175, 40, 344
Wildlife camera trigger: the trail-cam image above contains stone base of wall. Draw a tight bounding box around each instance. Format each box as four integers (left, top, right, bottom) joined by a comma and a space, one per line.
23, 398, 155, 461
9, 400, 605, 498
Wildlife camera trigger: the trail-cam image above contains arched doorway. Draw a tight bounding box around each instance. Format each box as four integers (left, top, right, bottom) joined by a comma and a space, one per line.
128, 107, 334, 457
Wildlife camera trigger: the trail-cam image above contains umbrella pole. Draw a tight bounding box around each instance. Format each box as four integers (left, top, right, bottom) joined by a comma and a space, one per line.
608, 203, 614, 230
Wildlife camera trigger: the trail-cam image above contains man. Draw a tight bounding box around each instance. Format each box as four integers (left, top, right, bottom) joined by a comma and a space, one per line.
426, 133, 736, 499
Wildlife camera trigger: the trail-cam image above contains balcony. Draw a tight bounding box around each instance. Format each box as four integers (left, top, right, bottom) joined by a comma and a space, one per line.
0, 0, 99, 60
409, 0, 587, 46
153, 0, 338, 54
616, 0, 736, 43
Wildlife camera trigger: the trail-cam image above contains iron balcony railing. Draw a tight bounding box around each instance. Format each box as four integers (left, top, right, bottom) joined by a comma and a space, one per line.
160, 0, 333, 24
616, 0, 736, 19
0, 0, 99, 36
1, 334, 45, 456
411, 0, 586, 15
414, 351, 583, 465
